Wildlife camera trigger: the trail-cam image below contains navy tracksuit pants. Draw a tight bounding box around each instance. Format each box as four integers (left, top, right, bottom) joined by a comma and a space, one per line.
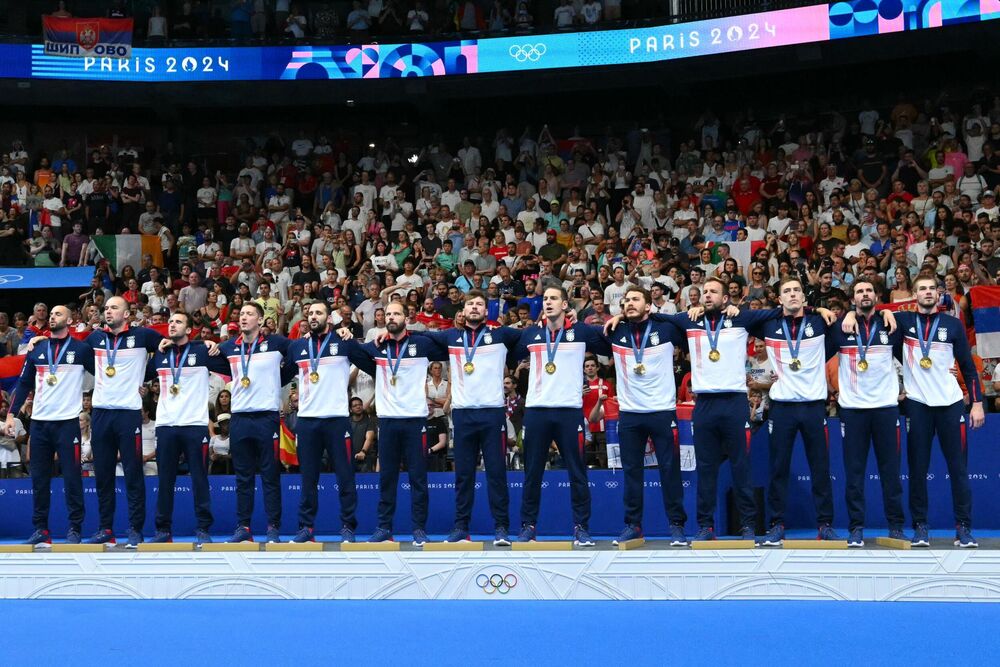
453, 407, 509, 531
840, 406, 904, 531
520, 407, 590, 529
29, 419, 84, 532
231, 411, 282, 529
693, 393, 755, 529
905, 398, 972, 528
619, 410, 686, 528
376, 416, 429, 531
767, 400, 834, 527
91, 408, 145, 531
154, 425, 213, 532
296, 416, 358, 530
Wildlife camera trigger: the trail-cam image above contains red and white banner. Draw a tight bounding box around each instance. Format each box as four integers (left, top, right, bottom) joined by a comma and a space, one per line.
43, 16, 133, 58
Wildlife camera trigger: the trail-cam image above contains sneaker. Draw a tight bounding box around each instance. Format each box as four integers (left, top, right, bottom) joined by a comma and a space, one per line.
292, 527, 315, 543
888, 527, 907, 541
149, 530, 173, 544
691, 526, 716, 542
446, 527, 471, 543
817, 524, 840, 541
518, 524, 537, 542
266, 525, 281, 543
613, 524, 643, 546
195, 530, 212, 546
758, 524, 784, 547
340, 527, 356, 543
847, 528, 864, 548
955, 525, 978, 549
228, 526, 253, 543
669, 525, 688, 546
412, 528, 429, 547
85, 529, 116, 546
126, 529, 144, 549
369, 527, 394, 543
65, 528, 81, 545
25, 529, 51, 548
911, 523, 930, 547
573, 525, 595, 547
493, 527, 511, 547
739, 526, 755, 541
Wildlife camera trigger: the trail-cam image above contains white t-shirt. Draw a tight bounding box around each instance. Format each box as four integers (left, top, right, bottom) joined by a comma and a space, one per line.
553, 5, 575, 26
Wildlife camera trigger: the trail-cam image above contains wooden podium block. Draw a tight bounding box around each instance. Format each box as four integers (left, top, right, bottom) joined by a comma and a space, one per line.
511, 541, 573, 551
783, 540, 848, 550
423, 541, 484, 552
51, 544, 106, 553
265, 542, 324, 552
690, 540, 755, 550
341, 541, 400, 552
137, 542, 194, 552
617, 538, 646, 551
874, 537, 911, 550
0, 544, 36, 553
201, 542, 260, 552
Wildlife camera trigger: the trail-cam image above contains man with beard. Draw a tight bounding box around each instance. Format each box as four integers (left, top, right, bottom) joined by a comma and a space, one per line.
147, 312, 230, 546
283, 302, 369, 543
355, 301, 447, 547
6, 306, 94, 546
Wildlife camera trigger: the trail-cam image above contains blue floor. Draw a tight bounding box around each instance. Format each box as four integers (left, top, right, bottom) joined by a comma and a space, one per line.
6, 600, 1000, 665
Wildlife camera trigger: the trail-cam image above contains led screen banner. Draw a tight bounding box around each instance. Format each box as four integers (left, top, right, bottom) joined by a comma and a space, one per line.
3, 1, 997, 83
42, 16, 133, 59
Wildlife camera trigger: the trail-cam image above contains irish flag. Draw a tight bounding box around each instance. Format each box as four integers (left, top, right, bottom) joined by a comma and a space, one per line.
92, 235, 163, 272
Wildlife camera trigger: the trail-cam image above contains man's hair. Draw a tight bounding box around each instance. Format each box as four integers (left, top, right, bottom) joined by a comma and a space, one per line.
464, 288, 487, 303
702, 276, 727, 292
308, 301, 330, 315
778, 275, 803, 290
172, 311, 193, 328
624, 286, 651, 303
242, 301, 265, 318
913, 274, 939, 290
852, 279, 877, 296
543, 285, 569, 301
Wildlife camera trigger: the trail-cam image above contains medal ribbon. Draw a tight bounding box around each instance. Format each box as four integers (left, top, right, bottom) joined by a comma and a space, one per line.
544, 327, 564, 369
47, 339, 69, 377
781, 316, 806, 361
704, 314, 724, 354
239, 336, 260, 380
105, 331, 123, 369
916, 314, 940, 362
463, 326, 488, 366
308, 330, 335, 376
386, 336, 407, 378
169, 344, 191, 389
629, 320, 652, 366
857, 316, 878, 367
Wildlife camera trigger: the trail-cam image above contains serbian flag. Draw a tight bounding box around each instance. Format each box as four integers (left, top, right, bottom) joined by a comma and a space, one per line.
971, 286, 1000, 358
43, 16, 133, 58
279, 420, 298, 466
92, 234, 163, 273
0, 355, 26, 397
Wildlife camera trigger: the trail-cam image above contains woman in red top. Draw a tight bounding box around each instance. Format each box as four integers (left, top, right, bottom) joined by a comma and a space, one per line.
489, 230, 510, 263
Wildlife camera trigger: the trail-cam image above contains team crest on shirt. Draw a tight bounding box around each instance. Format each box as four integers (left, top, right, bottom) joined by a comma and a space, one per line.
329, 344, 338, 355
805, 324, 814, 337
880, 331, 889, 345
126, 336, 135, 348
188, 355, 196, 365
650, 332, 660, 346
484, 333, 493, 344
938, 328, 947, 342
408, 345, 416, 356
566, 329, 575, 342
66, 352, 75, 363
260, 342, 269, 351
724, 319, 733, 328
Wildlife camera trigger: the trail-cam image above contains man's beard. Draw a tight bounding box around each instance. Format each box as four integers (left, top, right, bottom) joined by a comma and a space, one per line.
386, 320, 405, 334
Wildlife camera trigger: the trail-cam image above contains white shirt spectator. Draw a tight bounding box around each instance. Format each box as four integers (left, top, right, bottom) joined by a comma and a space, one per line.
858, 109, 879, 135
553, 3, 576, 26
818, 176, 847, 206
407, 8, 429, 31
581, 0, 601, 24
291, 137, 313, 158
268, 192, 291, 225
196, 186, 217, 208
353, 182, 377, 212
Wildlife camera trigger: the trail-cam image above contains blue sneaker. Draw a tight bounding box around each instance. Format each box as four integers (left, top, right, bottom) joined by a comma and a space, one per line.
848, 528, 864, 548
740, 526, 755, 540
266, 526, 281, 543
817, 524, 840, 541
613, 525, 643, 546
149, 531, 173, 543
292, 527, 315, 543
669, 525, 688, 546
888, 527, 906, 541
126, 529, 144, 549
518, 524, 536, 542
228, 526, 253, 543
25, 529, 51, 548
573, 525, 595, 547
369, 527, 393, 543
493, 527, 511, 547
195, 530, 212, 546
85, 529, 116, 546
911, 523, 930, 547
340, 527, 356, 543
412, 528, 429, 547
955, 525, 978, 549
758, 524, 784, 547
65, 529, 81, 545
446, 527, 471, 543
691, 527, 716, 542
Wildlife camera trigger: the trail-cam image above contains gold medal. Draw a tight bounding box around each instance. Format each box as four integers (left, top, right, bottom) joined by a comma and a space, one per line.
857, 359, 869, 372
390, 375, 398, 386
634, 363, 646, 376
919, 357, 933, 369
46, 374, 58, 386
463, 361, 475, 374
708, 349, 721, 362
544, 362, 556, 374
789, 358, 802, 371
105, 366, 116, 378
169, 384, 181, 396
309, 371, 320, 384
240, 376, 251, 388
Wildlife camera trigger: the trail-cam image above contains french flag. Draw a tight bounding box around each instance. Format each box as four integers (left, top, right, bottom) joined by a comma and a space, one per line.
971, 286, 1000, 358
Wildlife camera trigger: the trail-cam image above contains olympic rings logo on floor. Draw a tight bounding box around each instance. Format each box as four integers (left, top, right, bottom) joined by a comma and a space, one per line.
477, 572, 518, 594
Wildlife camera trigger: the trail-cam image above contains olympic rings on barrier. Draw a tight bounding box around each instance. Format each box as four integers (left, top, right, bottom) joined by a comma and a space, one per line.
476, 572, 518, 594
508, 44, 547, 62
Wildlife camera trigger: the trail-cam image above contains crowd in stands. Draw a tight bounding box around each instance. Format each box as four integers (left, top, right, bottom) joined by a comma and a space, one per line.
3, 91, 1000, 479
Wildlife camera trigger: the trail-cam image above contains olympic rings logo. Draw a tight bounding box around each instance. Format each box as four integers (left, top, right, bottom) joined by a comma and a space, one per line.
605, 481, 618, 489
401, 482, 411, 490
0, 274, 24, 285
508, 44, 547, 62
477, 572, 518, 594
